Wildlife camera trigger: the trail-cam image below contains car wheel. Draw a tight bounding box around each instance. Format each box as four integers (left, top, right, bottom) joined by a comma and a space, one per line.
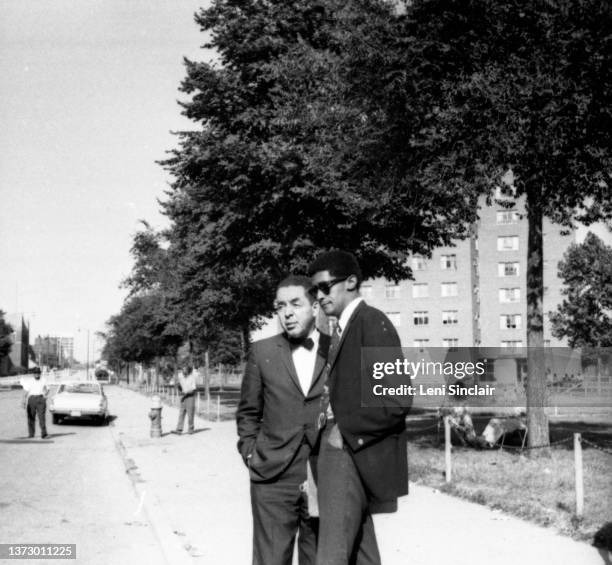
52, 414, 62, 425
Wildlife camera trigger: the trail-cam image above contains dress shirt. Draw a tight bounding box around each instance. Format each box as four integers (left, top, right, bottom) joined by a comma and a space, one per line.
337, 297, 364, 335
291, 329, 320, 395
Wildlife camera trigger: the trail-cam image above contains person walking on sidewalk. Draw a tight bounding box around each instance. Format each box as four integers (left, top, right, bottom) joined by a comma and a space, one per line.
21, 369, 49, 439
237, 275, 330, 565
308, 250, 410, 565
174, 366, 197, 434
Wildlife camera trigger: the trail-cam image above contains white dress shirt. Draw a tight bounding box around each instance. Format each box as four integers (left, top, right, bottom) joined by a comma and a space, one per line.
337, 297, 364, 335
291, 329, 320, 396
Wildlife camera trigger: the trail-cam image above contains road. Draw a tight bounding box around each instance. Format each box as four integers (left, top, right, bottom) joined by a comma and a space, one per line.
0, 387, 166, 565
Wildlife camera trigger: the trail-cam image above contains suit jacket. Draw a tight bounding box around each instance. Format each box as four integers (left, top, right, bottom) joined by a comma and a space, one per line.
327, 301, 411, 513
237, 332, 330, 482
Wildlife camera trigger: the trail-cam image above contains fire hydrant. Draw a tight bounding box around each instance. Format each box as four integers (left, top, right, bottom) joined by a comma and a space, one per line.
149, 394, 163, 438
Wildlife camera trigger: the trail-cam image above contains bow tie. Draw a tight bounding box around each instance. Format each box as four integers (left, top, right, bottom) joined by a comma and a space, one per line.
289, 337, 315, 351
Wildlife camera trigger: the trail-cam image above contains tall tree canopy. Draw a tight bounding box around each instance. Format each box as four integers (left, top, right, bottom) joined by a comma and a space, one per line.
550, 233, 612, 348
160, 0, 480, 340
352, 0, 612, 449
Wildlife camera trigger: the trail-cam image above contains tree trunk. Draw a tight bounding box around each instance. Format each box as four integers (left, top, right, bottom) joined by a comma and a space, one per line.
526, 199, 550, 455
241, 325, 251, 358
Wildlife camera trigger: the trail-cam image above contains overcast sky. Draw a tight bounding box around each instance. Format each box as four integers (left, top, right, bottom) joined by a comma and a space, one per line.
0, 1, 213, 360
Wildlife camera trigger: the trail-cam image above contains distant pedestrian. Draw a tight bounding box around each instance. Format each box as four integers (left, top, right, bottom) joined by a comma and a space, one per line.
174, 366, 197, 434
21, 370, 49, 439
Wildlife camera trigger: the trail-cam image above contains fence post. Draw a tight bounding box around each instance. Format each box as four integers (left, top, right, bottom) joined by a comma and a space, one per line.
574, 433, 584, 519
445, 416, 452, 484
216, 394, 221, 422
207, 392, 211, 420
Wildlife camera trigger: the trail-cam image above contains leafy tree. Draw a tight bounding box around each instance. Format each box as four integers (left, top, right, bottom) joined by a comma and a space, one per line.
0, 310, 14, 376
550, 233, 612, 348
102, 293, 183, 370
0, 310, 13, 359
160, 0, 480, 347
354, 0, 612, 450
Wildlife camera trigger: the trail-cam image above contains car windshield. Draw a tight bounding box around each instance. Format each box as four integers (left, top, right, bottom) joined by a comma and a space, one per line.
61, 383, 101, 394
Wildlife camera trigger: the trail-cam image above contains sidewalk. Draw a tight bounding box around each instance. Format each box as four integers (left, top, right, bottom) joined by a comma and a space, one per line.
106, 386, 605, 565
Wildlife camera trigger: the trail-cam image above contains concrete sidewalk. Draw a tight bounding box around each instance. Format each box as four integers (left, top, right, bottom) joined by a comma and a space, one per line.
106, 385, 605, 565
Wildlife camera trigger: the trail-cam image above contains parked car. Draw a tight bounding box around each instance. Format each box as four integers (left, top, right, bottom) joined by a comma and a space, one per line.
49, 381, 109, 425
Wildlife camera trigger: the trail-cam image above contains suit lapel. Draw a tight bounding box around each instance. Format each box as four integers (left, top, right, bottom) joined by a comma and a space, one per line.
328, 301, 366, 372
307, 333, 330, 397
277, 337, 302, 394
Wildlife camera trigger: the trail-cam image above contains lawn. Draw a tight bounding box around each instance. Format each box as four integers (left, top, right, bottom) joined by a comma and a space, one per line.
406, 412, 612, 542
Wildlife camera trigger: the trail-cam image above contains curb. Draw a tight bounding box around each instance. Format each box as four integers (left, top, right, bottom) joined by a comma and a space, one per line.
108, 420, 194, 565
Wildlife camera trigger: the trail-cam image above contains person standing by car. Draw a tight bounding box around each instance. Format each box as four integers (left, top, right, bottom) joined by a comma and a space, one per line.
174, 366, 197, 434
21, 369, 49, 439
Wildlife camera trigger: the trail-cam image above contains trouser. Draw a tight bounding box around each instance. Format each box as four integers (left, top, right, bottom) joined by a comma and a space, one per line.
176, 394, 195, 431
27, 395, 47, 438
250, 441, 318, 565
316, 423, 380, 565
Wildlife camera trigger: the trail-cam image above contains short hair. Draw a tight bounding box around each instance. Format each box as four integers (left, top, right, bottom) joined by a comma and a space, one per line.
308, 250, 363, 286
277, 274, 316, 303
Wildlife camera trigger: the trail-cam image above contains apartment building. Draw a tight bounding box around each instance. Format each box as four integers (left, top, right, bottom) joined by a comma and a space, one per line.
365, 196, 575, 348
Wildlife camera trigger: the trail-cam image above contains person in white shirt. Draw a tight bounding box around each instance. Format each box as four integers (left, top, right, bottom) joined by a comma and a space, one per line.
21, 371, 49, 439
174, 367, 197, 434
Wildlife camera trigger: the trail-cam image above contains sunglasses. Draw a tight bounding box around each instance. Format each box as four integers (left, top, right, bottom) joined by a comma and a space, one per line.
309, 276, 348, 296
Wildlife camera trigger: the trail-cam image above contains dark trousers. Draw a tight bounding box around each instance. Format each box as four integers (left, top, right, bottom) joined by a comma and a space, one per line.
176, 394, 195, 432
250, 442, 318, 565
27, 395, 47, 438
316, 425, 380, 565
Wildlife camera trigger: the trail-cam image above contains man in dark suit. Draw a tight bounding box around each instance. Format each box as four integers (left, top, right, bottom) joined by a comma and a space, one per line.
308, 251, 410, 565
237, 275, 331, 565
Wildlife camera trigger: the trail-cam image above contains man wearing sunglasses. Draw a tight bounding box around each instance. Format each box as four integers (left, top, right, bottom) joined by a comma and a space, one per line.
237, 275, 331, 565
308, 251, 409, 565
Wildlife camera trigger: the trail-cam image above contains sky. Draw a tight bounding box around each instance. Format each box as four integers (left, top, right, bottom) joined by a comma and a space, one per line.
0, 0, 213, 361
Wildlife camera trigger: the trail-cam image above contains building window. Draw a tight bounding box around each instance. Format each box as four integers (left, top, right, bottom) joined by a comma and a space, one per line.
442, 338, 459, 349
497, 236, 519, 251
442, 310, 458, 324
385, 284, 400, 299
500, 314, 522, 329
501, 340, 523, 349
440, 254, 457, 270
386, 312, 401, 327
496, 210, 519, 224
412, 283, 429, 298
360, 285, 373, 299
498, 262, 520, 277
412, 256, 427, 271
413, 339, 429, 348
414, 311, 429, 326
499, 288, 521, 303
441, 282, 458, 297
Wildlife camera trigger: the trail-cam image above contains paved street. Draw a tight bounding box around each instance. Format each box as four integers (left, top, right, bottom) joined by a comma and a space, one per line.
0, 388, 165, 565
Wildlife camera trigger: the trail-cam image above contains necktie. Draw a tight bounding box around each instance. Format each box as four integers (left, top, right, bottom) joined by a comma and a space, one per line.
318, 325, 341, 428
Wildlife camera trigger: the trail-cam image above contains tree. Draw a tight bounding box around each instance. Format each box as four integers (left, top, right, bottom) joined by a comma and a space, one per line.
159, 0, 480, 347
0, 310, 14, 376
0, 310, 13, 359
550, 233, 612, 348
353, 0, 612, 450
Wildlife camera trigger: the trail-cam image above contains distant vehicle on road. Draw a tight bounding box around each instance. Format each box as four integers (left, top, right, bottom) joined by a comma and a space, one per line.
49, 381, 109, 425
